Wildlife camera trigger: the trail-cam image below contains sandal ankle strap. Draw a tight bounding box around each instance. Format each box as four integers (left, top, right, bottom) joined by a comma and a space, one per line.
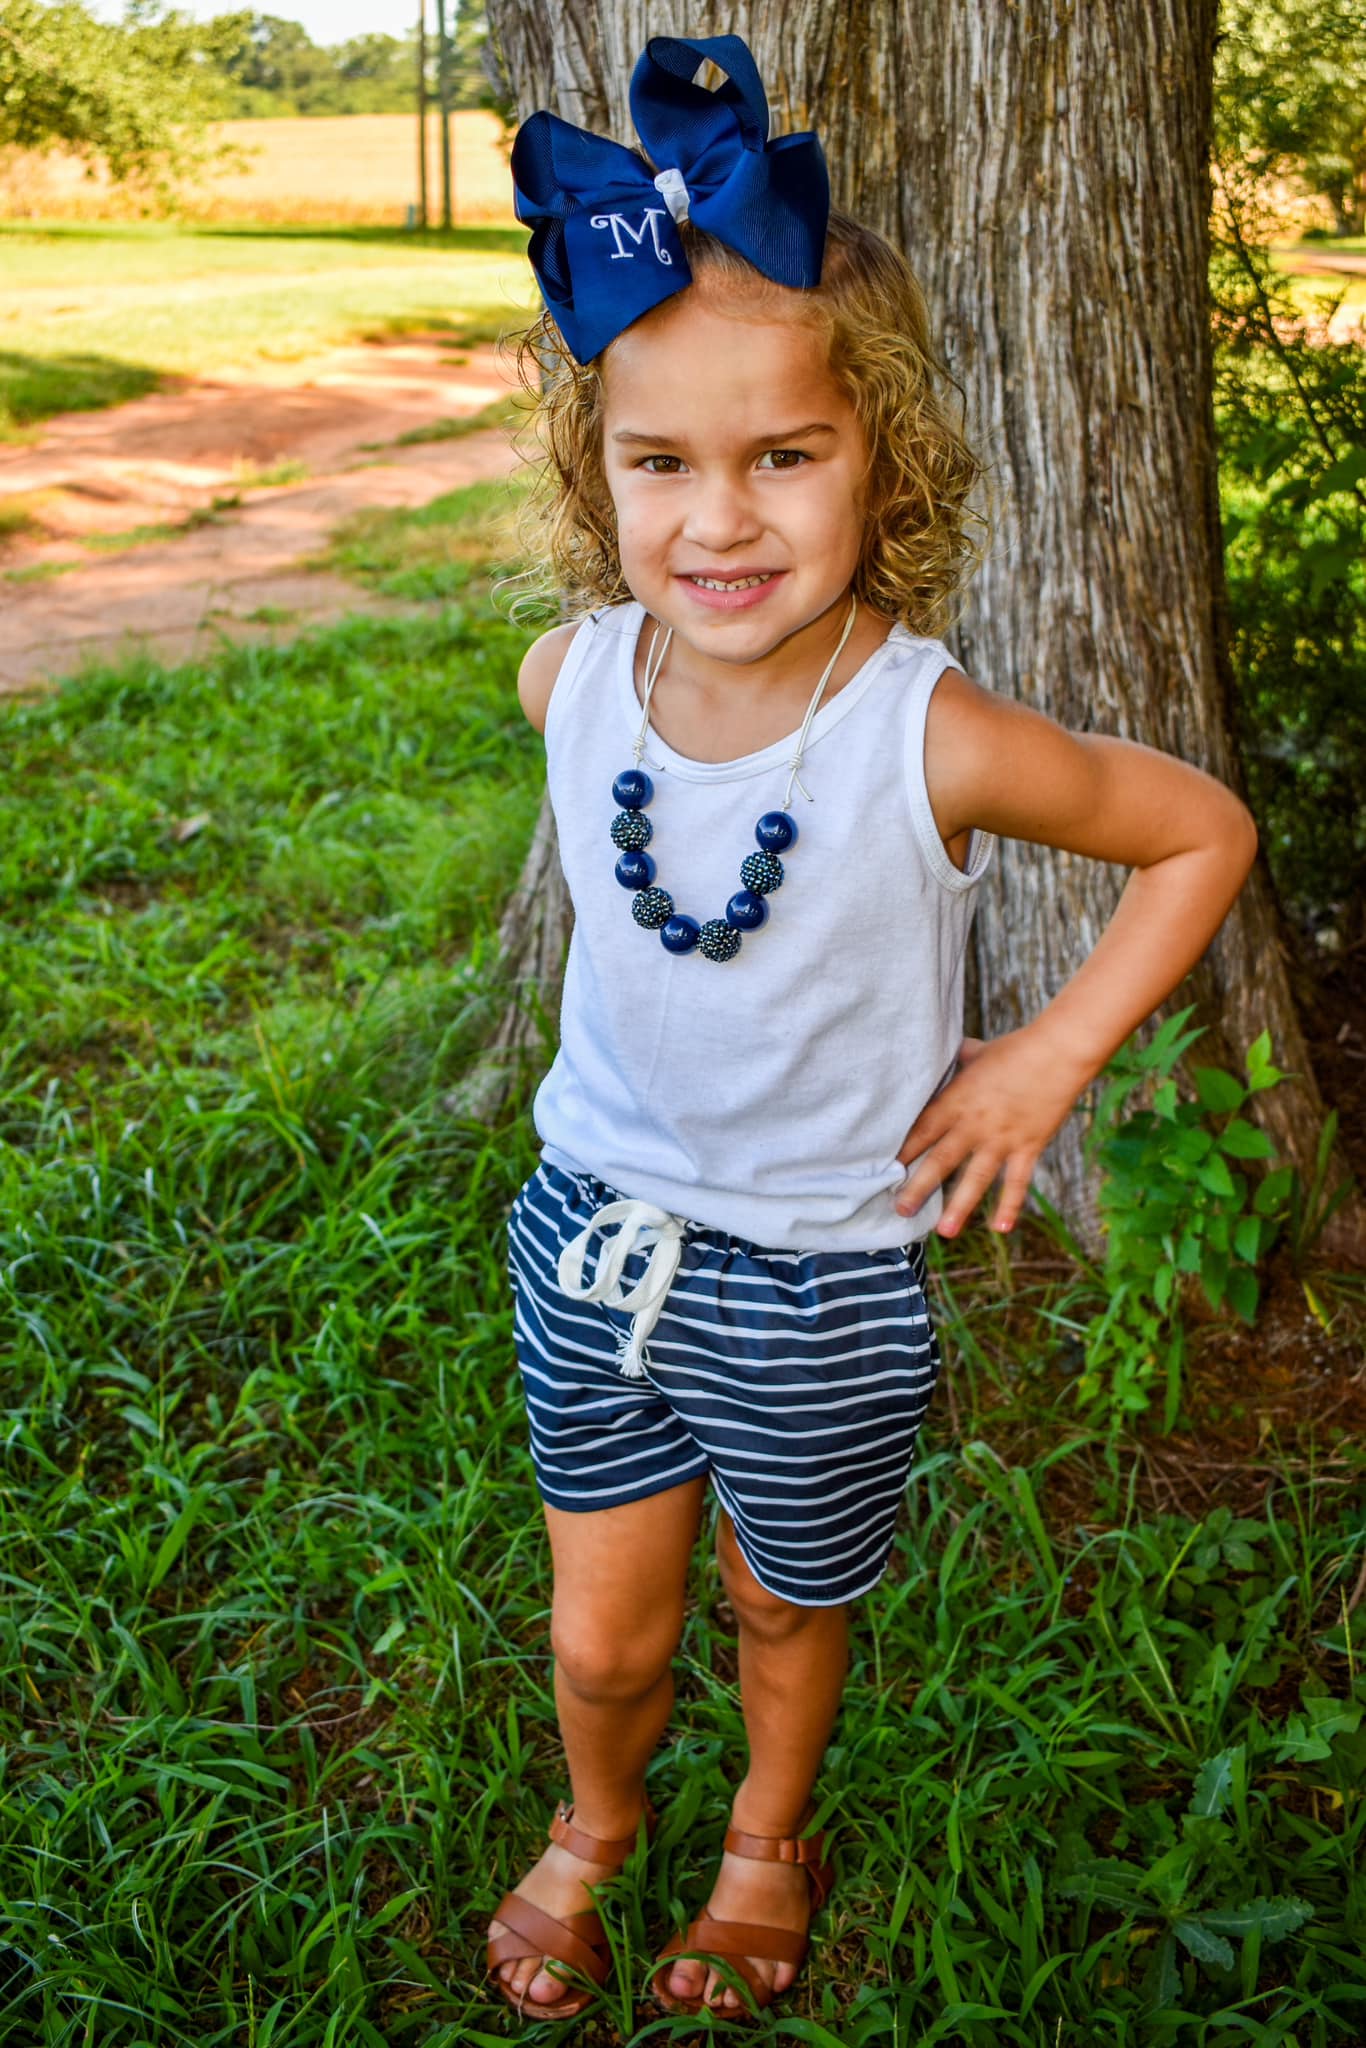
722, 1824, 825, 1867
550, 1797, 655, 1865
722, 1811, 834, 1910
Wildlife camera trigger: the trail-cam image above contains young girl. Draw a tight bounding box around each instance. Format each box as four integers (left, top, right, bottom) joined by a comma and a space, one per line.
486, 33, 1257, 2024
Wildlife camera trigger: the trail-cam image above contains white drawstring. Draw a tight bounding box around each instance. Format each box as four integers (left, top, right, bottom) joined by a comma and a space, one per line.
557, 1198, 688, 1379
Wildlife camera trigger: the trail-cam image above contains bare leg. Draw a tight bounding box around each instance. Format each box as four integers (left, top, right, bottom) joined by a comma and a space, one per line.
665, 1510, 849, 2013
489, 1477, 706, 2009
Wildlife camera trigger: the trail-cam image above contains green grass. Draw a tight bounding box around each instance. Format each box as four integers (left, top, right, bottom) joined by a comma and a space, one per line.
364, 392, 522, 451
0, 498, 40, 543
0, 521, 1362, 2039
321, 472, 540, 606
0, 223, 533, 439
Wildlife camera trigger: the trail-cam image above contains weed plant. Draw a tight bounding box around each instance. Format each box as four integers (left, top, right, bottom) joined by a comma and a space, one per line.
0, 524, 1362, 2042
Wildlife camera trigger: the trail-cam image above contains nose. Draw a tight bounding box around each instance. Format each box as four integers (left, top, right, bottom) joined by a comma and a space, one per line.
680, 471, 762, 554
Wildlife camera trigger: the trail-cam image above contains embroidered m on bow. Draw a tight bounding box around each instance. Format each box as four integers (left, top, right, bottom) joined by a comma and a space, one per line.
590, 208, 675, 264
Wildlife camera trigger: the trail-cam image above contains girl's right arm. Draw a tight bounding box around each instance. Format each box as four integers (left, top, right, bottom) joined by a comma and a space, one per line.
517, 621, 579, 734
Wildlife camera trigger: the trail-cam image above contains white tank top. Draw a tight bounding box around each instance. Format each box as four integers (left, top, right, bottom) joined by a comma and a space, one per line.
533, 600, 995, 1251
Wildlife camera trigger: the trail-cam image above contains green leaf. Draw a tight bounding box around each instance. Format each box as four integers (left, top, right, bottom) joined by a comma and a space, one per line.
1245, 1029, 1286, 1092
1225, 1266, 1259, 1324
1191, 1748, 1237, 1819
1198, 1153, 1237, 1197
1254, 1165, 1294, 1216
1144, 1006, 1204, 1072
1199, 1895, 1315, 1941
1200, 1246, 1228, 1310
1174, 1124, 1214, 1164
1220, 1117, 1274, 1160
1175, 1918, 1235, 1970
1273, 1700, 1361, 1762
1195, 1066, 1245, 1113
1233, 1214, 1262, 1264
1059, 1859, 1147, 1911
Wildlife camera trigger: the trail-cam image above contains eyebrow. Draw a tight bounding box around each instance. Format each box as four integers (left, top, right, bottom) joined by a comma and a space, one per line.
610, 423, 839, 447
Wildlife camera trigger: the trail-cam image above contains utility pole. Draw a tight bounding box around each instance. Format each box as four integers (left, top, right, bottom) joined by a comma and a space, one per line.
415, 0, 428, 230
435, 0, 453, 231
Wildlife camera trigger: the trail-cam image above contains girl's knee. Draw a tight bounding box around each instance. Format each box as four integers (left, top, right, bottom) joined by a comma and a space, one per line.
716, 1518, 814, 1641
550, 1602, 679, 1704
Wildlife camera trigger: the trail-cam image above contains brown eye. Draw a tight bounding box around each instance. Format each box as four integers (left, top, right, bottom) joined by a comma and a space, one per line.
640, 455, 684, 473
756, 449, 809, 470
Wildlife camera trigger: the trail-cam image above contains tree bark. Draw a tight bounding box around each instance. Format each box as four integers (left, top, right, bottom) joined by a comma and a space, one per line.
483, 0, 1357, 1246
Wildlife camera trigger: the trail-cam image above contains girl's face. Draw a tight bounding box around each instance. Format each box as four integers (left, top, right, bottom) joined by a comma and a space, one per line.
599, 291, 869, 668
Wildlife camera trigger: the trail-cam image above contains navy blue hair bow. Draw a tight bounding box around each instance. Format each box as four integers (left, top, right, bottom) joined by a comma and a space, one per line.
510, 34, 830, 365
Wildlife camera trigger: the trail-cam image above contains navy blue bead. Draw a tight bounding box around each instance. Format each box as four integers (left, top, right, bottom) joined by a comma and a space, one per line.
660, 913, 701, 954
698, 919, 742, 963
615, 849, 656, 890
725, 888, 769, 931
740, 849, 784, 896
612, 768, 654, 810
632, 886, 674, 930
610, 809, 653, 853
755, 810, 798, 853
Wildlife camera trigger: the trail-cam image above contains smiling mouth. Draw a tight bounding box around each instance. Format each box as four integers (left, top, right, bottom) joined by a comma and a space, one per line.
685, 573, 778, 591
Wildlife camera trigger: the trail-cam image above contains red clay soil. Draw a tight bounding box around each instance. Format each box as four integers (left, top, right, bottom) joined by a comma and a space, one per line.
0, 335, 520, 692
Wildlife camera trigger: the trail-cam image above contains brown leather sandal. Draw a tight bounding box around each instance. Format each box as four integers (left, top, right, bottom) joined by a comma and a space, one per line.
486, 1797, 657, 2023
647, 1810, 835, 2019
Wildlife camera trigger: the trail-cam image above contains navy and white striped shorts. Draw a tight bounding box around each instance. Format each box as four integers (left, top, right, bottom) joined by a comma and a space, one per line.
506, 1160, 943, 1607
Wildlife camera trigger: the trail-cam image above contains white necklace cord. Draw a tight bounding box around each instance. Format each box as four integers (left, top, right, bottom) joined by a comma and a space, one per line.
781, 596, 858, 810
631, 595, 858, 810
632, 622, 672, 765
557, 1198, 688, 1379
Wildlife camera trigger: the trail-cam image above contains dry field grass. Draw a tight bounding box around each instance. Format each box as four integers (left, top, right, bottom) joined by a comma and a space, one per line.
0, 111, 515, 226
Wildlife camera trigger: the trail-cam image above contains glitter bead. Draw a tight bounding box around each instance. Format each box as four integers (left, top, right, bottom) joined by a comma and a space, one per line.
725, 888, 769, 931
698, 919, 742, 963
615, 850, 657, 890
632, 886, 674, 930
660, 914, 701, 954
755, 810, 798, 853
612, 768, 654, 809
740, 849, 784, 896
610, 809, 653, 852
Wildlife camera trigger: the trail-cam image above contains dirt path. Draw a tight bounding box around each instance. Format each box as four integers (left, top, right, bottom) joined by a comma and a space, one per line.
0, 337, 520, 694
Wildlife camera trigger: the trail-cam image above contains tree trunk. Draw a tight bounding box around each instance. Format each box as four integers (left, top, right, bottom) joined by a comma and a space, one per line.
483, 0, 1358, 1247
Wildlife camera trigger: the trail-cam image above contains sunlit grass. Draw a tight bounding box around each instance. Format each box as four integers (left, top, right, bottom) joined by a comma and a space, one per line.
0, 223, 533, 438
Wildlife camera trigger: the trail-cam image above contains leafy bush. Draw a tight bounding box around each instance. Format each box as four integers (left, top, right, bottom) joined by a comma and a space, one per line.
1211, 169, 1366, 938
1076, 1011, 1293, 1428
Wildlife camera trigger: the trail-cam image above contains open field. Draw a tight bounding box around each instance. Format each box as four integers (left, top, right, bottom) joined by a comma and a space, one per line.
0, 224, 532, 439
0, 110, 515, 226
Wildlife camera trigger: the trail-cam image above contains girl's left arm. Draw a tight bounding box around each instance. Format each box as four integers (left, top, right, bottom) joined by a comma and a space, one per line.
896, 669, 1260, 1236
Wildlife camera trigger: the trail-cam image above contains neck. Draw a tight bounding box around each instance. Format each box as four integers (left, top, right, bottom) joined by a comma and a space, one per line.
643, 590, 863, 702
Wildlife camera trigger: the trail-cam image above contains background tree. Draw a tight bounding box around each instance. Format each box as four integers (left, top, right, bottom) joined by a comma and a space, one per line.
482, 0, 1356, 1238
202, 9, 493, 118
1217, 0, 1366, 236
0, 0, 233, 192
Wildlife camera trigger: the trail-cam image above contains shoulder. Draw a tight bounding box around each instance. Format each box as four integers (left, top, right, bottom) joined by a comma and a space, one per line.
920, 660, 1070, 835
517, 620, 581, 735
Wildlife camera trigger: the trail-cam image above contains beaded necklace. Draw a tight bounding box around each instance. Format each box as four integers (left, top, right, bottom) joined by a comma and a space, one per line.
608, 596, 859, 962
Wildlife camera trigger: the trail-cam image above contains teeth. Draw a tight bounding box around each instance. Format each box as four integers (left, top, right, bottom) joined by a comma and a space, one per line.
689, 574, 774, 591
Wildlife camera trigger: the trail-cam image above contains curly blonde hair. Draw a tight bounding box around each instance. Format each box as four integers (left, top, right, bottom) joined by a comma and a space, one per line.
505, 210, 987, 635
